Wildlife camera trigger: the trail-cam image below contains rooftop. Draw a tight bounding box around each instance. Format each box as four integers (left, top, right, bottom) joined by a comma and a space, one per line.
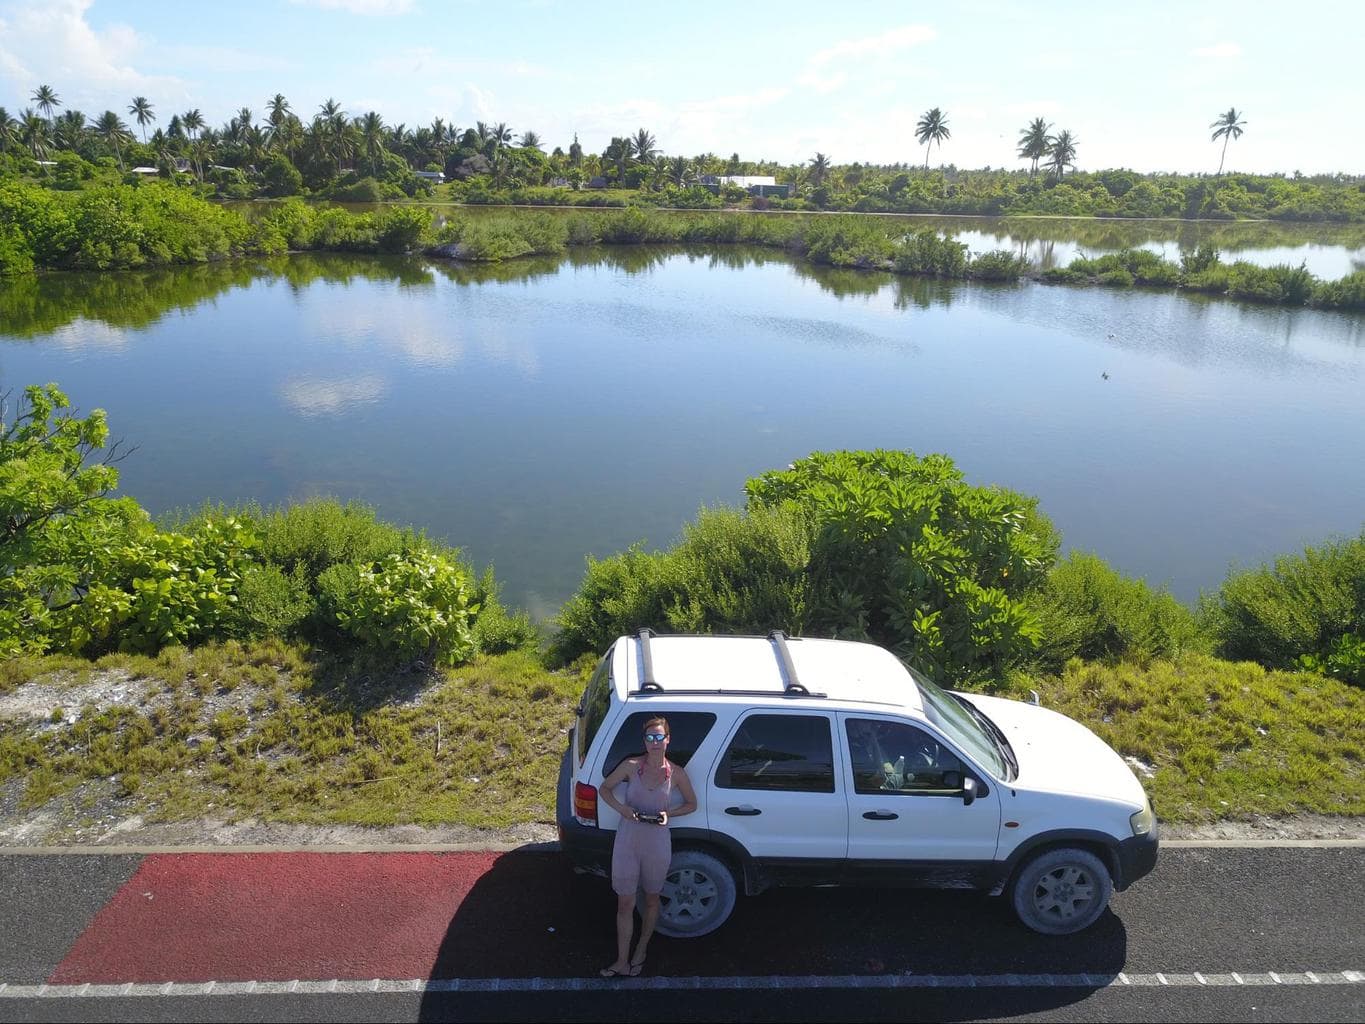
613, 632, 922, 713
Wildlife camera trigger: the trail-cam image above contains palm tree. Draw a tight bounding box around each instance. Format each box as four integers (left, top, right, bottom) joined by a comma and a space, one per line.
1017, 117, 1051, 177
568, 133, 583, 167
31, 84, 60, 122
53, 109, 87, 151
19, 109, 52, 165
0, 107, 17, 153
1210, 107, 1246, 175
128, 97, 155, 142
667, 154, 694, 187
181, 108, 204, 140
491, 121, 514, 149
94, 110, 132, 170
266, 94, 291, 127
808, 151, 832, 187
1047, 129, 1077, 180
519, 129, 542, 150
915, 107, 950, 169
318, 98, 345, 125
631, 127, 657, 163
358, 111, 386, 173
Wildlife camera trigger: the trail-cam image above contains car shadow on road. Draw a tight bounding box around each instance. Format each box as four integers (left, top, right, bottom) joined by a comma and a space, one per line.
417, 850, 1127, 1022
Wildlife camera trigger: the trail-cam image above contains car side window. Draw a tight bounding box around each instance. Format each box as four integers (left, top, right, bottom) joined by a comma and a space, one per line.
601, 712, 717, 776
845, 718, 965, 795
715, 714, 835, 793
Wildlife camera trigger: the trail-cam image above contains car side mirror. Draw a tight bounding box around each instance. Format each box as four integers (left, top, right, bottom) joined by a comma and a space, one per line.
961, 776, 977, 806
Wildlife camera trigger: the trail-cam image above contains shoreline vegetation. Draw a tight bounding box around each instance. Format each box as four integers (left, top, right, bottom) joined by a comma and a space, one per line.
2, 182, 1364, 311
2, 389, 1362, 831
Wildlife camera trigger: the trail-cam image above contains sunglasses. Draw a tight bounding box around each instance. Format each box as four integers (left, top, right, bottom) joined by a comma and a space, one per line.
643, 733, 668, 743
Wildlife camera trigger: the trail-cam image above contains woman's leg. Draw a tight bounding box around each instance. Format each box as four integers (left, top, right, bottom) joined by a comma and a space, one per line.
632, 892, 661, 969
612, 892, 635, 969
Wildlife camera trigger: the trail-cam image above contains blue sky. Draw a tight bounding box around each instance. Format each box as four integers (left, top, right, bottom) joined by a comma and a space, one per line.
1, 0, 1360, 175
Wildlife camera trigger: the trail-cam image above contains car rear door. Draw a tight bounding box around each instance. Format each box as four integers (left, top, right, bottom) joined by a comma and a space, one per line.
840, 713, 1002, 887
705, 710, 848, 884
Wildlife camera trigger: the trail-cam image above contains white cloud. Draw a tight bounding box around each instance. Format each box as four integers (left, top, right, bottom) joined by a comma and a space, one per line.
808, 24, 937, 66
372, 48, 549, 78
1004, 101, 1062, 117
0, 0, 180, 107
1191, 41, 1242, 58
288, 0, 414, 14
159, 44, 290, 75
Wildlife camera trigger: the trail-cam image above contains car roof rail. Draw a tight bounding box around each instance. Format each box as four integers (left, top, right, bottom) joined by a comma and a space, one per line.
768, 629, 810, 695
635, 627, 662, 691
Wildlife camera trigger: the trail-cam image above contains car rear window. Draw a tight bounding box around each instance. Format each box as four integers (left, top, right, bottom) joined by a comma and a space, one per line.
715, 713, 835, 793
600, 711, 718, 777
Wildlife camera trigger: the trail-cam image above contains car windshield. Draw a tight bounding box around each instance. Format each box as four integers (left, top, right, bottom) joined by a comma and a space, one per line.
910, 667, 1011, 779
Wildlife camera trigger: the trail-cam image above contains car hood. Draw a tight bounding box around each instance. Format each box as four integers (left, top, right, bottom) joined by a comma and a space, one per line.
961, 693, 1147, 807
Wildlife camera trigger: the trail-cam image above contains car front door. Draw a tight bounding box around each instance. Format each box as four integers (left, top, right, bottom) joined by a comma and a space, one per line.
706, 710, 847, 885
840, 714, 1002, 887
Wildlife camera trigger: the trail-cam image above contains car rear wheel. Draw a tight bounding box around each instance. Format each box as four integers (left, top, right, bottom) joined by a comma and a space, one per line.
1011, 847, 1113, 935
641, 848, 738, 939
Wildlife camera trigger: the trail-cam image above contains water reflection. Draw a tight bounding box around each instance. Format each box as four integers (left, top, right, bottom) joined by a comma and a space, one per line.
2, 251, 1361, 615
280, 374, 388, 416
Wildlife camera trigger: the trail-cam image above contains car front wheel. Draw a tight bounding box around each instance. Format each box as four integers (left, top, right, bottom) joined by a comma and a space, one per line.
641, 848, 738, 939
1011, 847, 1113, 935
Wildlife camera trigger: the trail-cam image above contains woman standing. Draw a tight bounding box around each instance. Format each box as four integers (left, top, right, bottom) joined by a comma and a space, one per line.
597, 716, 698, 977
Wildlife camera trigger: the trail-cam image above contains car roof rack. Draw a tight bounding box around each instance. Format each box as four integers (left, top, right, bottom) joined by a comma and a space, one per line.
629, 627, 826, 698
768, 629, 811, 695
635, 627, 662, 691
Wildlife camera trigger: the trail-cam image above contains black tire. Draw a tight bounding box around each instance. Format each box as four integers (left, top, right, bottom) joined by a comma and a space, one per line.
639, 848, 738, 939
1011, 846, 1113, 935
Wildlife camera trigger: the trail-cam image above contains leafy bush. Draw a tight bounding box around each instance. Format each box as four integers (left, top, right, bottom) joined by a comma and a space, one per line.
1182, 264, 1232, 294
254, 499, 419, 583
1313, 269, 1365, 311
233, 563, 315, 639
1180, 244, 1220, 275
1025, 553, 1205, 671
1041, 267, 1088, 284
1226, 261, 1317, 305
469, 570, 539, 654
968, 250, 1030, 281
892, 230, 968, 277
1098, 269, 1135, 287
1203, 532, 1365, 685
746, 450, 1059, 680
551, 503, 812, 663
373, 206, 432, 253
327, 550, 480, 666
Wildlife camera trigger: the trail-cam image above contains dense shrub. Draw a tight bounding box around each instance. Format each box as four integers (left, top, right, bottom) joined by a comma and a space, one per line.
1203, 533, 1365, 685
233, 563, 315, 639
552, 504, 812, 662
1041, 267, 1088, 284
1313, 269, 1365, 311
1098, 269, 1135, 287
328, 550, 480, 666
746, 450, 1059, 680
1025, 553, 1205, 671
892, 230, 968, 277
1226, 261, 1317, 305
968, 250, 1030, 281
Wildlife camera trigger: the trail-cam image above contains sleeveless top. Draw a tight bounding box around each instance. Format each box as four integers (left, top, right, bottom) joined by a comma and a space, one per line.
623, 759, 672, 816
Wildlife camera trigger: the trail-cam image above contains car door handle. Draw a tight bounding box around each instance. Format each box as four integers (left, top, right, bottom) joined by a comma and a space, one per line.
862, 810, 899, 821
725, 805, 762, 816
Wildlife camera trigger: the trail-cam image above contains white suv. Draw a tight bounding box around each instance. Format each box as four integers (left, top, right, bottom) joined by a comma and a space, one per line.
557, 630, 1158, 937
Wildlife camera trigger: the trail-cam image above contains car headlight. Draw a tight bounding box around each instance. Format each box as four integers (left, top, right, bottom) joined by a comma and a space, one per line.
1130, 799, 1155, 837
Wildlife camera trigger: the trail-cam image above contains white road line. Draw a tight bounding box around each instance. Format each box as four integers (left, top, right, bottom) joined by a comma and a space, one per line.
0, 971, 1359, 998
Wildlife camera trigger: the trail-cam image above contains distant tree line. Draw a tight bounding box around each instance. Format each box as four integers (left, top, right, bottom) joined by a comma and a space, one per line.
1, 87, 1361, 221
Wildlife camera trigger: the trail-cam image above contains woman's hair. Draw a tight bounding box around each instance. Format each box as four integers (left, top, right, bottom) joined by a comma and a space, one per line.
643, 716, 670, 738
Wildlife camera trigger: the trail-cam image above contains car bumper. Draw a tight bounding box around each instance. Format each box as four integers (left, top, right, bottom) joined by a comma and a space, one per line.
1114, 823, 1159, 890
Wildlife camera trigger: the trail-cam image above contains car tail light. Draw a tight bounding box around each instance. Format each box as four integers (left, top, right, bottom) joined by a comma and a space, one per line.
574, 782, 598, 826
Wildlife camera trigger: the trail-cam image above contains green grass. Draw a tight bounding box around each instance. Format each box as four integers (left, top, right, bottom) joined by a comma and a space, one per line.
1, 642, 1360, 828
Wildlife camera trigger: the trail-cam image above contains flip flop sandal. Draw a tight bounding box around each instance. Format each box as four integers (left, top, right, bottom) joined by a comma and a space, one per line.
628, 958, 646, 977
599, 966, 628, 978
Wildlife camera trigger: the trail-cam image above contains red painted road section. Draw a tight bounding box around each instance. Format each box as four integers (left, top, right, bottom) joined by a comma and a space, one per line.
51, 851, 526, 984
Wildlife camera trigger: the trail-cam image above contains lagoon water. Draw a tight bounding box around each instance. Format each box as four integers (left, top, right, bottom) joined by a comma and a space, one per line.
2, 247, 1362, 617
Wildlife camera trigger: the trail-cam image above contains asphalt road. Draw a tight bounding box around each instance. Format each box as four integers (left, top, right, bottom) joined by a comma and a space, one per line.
0, 843, 1361, 1023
